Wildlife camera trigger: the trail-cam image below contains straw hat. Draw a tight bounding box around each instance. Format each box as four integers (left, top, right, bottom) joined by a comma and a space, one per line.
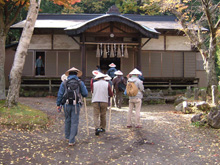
104, 74, 112, 80
114, 70, 123, 75
94, 72, 107, 80
109, 63, 116, 67
92, 70, 100, 76
129, 68, 142, 75
61, 74, 67, 82
65, 67, 82, 77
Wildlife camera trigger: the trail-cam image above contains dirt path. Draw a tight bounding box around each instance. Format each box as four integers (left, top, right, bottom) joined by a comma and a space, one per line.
0, 97, 220, 164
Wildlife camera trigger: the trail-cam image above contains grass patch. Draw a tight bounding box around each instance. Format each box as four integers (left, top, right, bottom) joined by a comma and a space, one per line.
0, 100, 49, 130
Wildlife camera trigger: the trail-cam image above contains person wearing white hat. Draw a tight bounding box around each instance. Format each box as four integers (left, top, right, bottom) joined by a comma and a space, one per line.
91, 72, 113, 135
56, 67, 88, 146
107, 63, 117, 79
90, 70, 100, 92
126, 68, 144, 128
112, 70, 126, 109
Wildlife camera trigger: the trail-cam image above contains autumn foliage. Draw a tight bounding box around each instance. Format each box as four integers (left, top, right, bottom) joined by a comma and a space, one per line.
52, 0, 81, 9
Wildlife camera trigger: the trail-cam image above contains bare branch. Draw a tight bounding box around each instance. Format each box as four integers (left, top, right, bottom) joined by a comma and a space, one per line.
215, 18, 220, 30
7, 0, 28, 28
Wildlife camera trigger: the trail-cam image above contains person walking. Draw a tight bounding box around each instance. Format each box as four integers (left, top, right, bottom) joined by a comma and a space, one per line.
126, 68, 144, 128
56, 67, 88, 146
112, 70, 126, 109
35, 56, 44, 75
107, 63, 117, 79
91, 72, 113, 135
104, 74, 113, 107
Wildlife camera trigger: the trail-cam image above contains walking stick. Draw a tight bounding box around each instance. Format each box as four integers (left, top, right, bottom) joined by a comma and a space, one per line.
83, 97, 89, 136
108, 85, 114, 131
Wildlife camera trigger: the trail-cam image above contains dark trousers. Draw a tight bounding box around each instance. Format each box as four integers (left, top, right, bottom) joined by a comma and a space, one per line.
36, 67, 41, 75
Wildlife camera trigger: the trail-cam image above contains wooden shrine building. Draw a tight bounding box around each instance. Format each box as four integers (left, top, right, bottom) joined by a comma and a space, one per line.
6, 6, 207, 91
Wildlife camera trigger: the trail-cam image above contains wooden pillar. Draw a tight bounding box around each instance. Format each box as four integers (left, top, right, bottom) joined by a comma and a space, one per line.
137, 36, 142, 70
81, 33, 86, 81
49, 79, 52, 94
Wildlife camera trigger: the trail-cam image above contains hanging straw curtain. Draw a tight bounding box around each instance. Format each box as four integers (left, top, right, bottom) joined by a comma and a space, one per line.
114, 44, 117, 57
124, 44, 128, 58
96, 44, 100, 57
100, 43, 103, 57
117, 44, 121, 58
103, 44, 107, 58
110, 44, 114, 58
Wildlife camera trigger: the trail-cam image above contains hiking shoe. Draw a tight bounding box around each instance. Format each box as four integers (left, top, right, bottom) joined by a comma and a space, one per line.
100, 128, 105, 132
68, 142, 75, 146
127, 125, 132, 128
135, 125, 142, 128
95, 129, 100, 136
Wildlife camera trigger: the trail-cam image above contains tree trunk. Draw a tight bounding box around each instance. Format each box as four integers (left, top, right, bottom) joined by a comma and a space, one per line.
0, 34, 6, 100
206, 36, 218, 95
6, 0, 41, 107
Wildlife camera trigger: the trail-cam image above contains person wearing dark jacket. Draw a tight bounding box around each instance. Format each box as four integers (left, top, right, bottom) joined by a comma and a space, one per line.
56, 67, 88, 146
35, 56, 44, 75
107, 63, 117, 79
112, 70, 126, 109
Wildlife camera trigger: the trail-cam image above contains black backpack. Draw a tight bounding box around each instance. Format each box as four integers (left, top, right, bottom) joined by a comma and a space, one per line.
118, 77, 126, 92
61, 78, 82, 105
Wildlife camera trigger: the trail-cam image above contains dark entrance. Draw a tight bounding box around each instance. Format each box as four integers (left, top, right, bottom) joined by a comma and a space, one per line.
35, 52, 45, 75
100, 57, 120, 73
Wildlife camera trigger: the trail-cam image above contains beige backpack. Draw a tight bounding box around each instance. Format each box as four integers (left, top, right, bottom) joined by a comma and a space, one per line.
126, 82, 138, 96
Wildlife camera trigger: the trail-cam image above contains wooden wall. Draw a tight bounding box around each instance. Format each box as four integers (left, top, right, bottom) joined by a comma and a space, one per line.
141, 51, 194, 78
29, 35, 80, 50
142, 36, 191, 51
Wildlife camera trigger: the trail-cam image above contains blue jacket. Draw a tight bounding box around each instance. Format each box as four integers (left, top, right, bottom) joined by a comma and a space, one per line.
107, 67, 117, 79
56, 75, 88, 106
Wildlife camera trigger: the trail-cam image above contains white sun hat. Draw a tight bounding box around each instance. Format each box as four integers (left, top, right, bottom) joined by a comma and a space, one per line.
61, 74, 67, 82
129, 68, 142, 75
92, 70, 100, 76
94, 72, 108, 80
114, 70, 123, 75
109, 63, 116, 67
65, 67, 82, 77
104, 74, 112, 80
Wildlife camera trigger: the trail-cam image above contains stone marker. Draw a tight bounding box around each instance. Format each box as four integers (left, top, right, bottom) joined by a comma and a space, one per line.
194, 88, 199, 100
185, 86, 192, 98
200, 89, 207, 101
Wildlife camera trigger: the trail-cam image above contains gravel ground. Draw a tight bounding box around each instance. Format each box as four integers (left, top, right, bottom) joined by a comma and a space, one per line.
0, 97, 220, 165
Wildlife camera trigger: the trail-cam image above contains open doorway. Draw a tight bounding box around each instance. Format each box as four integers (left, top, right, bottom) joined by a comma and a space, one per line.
35, 52, 45, 76
100, 57, 120, 73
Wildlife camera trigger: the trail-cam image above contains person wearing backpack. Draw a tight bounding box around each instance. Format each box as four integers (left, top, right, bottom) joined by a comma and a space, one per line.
91, 72, 113, 136
112, 70, 126, 109
126, 68, 144, 128
56, 67, 88, 146
107, 63, 117, 79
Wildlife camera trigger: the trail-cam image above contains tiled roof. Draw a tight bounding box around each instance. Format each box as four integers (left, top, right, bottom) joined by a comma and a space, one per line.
11, 13, 180, 30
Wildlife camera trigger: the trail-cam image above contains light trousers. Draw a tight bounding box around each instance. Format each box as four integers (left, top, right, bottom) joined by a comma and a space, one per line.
127, 98, 142, 126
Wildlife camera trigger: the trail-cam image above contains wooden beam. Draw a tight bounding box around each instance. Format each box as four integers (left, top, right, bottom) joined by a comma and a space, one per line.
84, 32, 139, 37
81, 33, 86, 81
96, 25, 110, 33
80, 42, 139, 45
141, 38, 151, 48
137, 36, 142, 70
70, 36, 81, 46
